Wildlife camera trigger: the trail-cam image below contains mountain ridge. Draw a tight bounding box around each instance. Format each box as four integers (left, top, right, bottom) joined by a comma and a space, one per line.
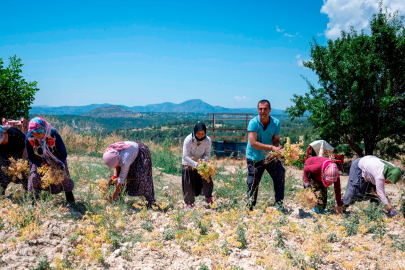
30, 99, 285, 115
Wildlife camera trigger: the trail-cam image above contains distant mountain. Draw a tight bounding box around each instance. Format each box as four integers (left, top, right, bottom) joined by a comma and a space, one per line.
82, 106, 141, 118
30, 104, 113, 115
32, 105, 51, 108
29, 99, 285, 115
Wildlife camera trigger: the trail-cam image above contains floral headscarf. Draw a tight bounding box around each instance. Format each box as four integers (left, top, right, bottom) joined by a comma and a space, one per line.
28, 117, 63, 167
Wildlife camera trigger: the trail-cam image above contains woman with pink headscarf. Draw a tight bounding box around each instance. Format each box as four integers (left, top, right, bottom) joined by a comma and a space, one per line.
303, 156, 342, 214
103, 141, 155, 206
25, 117, 75, 203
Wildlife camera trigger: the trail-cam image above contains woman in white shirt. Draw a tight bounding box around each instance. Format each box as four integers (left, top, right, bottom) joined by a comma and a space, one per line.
182, 122, 213, 208
342, 155, 402, 216
103, 141, 155, 206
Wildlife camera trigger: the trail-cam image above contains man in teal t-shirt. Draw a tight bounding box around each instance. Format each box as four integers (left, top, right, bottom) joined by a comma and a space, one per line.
246, 100, 285, 211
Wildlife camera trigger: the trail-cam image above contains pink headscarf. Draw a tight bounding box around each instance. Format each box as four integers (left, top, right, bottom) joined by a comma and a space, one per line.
103, 142, 132, 169
321, 160, 339, 187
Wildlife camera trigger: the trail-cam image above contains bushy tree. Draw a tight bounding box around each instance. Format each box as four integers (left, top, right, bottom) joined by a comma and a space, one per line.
286, 7, 405, 157
0, 55, 39, 119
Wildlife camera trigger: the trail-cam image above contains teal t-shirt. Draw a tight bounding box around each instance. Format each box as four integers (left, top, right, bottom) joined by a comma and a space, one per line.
246, 115, 281, 162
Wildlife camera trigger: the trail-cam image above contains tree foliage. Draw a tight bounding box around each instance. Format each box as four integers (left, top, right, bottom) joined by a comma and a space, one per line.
0, 56, 39, 119
286, 6, 405, 157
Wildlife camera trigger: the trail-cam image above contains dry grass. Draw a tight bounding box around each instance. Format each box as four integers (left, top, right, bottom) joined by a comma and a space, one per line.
1, 157, 29, 182
296, 188, 321, 209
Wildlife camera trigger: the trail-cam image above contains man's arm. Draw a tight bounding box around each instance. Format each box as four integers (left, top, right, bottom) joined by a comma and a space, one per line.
273, 135, 281, 148
249, 132, 281, 152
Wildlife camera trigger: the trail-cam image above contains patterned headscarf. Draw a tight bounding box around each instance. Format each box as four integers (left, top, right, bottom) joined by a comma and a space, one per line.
28, 117, 63, 167
0, 125, 11, 144
321, 160, 339, 187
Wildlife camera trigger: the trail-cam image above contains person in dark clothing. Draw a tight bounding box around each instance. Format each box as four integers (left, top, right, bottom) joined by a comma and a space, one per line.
25, 117, 75, 203
0, 125, 28, 194
181, 123, 213, 208
303, 156, 342, 214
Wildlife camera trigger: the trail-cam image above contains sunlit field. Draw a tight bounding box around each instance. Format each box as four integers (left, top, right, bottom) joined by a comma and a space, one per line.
0, 128, 404, 270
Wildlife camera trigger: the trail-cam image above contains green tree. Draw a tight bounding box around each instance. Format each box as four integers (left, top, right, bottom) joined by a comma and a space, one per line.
286, 7, 405, 157
0, 55, 39, 119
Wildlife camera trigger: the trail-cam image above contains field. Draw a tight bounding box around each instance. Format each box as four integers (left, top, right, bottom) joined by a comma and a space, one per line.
0, 127, 405, 270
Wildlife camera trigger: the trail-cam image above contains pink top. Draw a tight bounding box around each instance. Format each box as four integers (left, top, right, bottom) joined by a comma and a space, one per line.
358, 155, 392, 205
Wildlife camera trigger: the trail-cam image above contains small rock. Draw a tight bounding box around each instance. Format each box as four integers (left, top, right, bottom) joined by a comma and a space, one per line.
55, 245, 63, 252
110, 248, 122, 258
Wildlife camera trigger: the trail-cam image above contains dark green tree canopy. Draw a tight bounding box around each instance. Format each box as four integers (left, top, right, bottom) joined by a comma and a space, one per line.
0, 56, 39, 119
286, 7, 405, 157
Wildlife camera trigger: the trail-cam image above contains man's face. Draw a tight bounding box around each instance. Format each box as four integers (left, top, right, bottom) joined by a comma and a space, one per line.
258, 103, 271, 119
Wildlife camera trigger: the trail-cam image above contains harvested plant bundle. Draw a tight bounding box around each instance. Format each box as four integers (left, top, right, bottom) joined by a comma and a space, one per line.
37, 163, 66, 189
1, 157, 29, 181
265, 137, 304, 165
297, 188, 321, 209
197, 160, 218, 182
97, 178, 109, 197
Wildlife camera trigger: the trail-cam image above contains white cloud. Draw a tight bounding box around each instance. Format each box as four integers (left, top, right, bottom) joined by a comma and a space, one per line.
317, 32, 324, 36
276, 26, 285, 32
296, 54, 301, 59
234, 96, 250, 102
284, 32, 299, 38
321, 0, 405, 39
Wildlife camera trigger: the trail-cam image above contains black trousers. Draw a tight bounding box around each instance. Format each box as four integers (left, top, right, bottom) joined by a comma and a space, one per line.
182, 165, 213, 205
246, 159, 285, 207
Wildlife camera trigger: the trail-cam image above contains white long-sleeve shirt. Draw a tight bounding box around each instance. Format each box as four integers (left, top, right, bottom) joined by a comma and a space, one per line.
182, 134, 211, 168
358, 155, 395, 205
117, 141, 139, 184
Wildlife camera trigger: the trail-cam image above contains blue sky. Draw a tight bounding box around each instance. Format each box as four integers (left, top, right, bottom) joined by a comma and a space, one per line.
1, 0, 403, 109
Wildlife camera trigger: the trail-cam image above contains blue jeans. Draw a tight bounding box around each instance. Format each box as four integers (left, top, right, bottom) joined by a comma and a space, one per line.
246, 158, 285, 208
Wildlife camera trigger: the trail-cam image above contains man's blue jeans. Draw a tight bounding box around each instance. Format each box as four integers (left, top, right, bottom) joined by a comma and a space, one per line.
246, 158, 285, 208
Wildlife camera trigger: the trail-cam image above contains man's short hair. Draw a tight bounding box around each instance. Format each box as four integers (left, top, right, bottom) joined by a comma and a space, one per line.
258, 99, 271, 108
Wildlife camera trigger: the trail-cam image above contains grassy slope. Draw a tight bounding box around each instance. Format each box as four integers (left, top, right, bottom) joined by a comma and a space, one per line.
0, 145, 405, 269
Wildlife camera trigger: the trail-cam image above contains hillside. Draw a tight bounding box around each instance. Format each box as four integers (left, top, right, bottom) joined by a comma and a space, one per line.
29, 99, 285, 115
82, 106, 141, 118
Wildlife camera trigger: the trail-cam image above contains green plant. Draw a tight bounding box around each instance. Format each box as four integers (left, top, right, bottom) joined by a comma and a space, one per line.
236, 224, 248, 249
327, 232, 339, 243
0, 55, 40, 119
31, 255, 51, 270
221, 239, 230, 256
163, 227, 175, 241
274, 229, 285, 249
343, 214, 360, 236
198, 264, 209, 270
141, 221, 154, 232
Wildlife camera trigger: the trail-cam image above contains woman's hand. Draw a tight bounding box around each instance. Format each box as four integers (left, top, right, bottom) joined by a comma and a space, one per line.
109, 176, 118, 186
40, 162, 49, 167
109, 183, 122, 203
336, 206, 342, 215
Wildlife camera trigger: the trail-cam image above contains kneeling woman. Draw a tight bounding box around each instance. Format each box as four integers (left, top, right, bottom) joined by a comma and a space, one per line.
303, 156, 342, 214
103, 141, 155, 205
25, 117, 75, 202
0, 125, 28, 194
342, 155, 401, 216
182, 123, 213, 208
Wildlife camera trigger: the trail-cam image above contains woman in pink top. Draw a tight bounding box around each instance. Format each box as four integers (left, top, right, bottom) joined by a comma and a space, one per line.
342, 155, 402, 216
